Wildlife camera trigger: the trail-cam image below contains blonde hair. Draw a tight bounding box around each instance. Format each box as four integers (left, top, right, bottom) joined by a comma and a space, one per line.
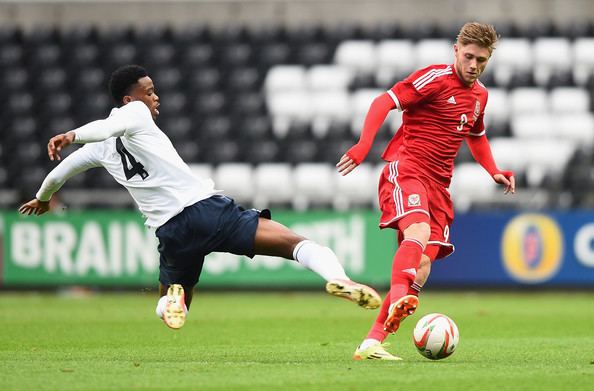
456, 22, 499, 54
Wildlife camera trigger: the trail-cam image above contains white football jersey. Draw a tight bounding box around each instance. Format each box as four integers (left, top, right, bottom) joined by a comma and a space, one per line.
36, 101, 221, 227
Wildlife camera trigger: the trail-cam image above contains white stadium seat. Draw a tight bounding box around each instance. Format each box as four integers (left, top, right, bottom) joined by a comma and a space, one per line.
310, 91, 352, 138
213, 163, 254, 205
266, 91, 312, 138
292, 163, 335, 211
253, 163, 294, 209
554, 113, 594, 146
508, 88, 548, 114
532, 38, 572, 86
334, 40, 377, 75
415, 39, 452, 68
449, 162, 497, 212
483, 88, 509, 125
375, 39, 415, 86
264, 65, 307, 93
489, 137, 531, 174
549, 87, 590, 113
510, 113, 555, 139
333, 163, 375, 210
523, 140, 576, 187
492, 38, 532, 87
572, 38, 594, 86
307, 65, 354, 91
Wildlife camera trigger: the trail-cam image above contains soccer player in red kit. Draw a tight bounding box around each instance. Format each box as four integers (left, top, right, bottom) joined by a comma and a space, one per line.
336, 22, 516, 360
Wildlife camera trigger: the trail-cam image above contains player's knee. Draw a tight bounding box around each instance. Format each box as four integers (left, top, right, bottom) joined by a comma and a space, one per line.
403, 222, 431, 246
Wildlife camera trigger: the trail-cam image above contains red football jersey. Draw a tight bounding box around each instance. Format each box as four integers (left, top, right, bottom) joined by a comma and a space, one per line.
382, 64, 488, 187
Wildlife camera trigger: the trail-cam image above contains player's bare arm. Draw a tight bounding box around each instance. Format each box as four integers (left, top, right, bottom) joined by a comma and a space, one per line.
48, 131, 76, 161
18, 198, 50, 216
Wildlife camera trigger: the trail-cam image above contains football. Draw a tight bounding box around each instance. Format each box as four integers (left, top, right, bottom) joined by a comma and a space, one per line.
413, 313, 460, 360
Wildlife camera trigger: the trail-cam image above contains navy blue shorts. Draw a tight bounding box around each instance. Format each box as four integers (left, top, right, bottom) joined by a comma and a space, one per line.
155, 195, 270, 287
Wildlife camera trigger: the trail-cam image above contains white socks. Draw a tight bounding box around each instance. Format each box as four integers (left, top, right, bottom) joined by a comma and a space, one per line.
155, 295, 188, 319
292, 240, 349, 282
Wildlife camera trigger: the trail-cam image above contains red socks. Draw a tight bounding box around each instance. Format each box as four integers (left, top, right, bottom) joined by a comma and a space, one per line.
390, 238, 424, 303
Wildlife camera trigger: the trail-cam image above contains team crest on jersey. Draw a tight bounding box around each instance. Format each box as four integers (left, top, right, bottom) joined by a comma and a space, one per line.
473, 100, 481, 122
408, 194, 421, 207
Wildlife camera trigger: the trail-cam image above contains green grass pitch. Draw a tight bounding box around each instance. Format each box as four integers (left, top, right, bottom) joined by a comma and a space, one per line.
1, 291, 593, 391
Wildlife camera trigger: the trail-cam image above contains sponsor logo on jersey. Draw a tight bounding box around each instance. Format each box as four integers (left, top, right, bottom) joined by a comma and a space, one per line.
408, 194, 421, 207
501, 214, 563, 283
447, 96, 457, 105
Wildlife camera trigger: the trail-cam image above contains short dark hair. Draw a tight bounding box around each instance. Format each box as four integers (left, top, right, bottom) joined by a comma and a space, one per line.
108, 65, 148, 105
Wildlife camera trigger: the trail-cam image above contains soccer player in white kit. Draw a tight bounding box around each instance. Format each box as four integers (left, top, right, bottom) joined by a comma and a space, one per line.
18, 65, 381, 329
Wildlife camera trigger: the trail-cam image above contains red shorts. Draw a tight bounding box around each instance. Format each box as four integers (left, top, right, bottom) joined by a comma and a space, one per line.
378, 161, 455, 260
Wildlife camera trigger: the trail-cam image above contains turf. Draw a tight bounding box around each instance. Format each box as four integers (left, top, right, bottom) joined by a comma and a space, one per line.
0, 291, 593, 391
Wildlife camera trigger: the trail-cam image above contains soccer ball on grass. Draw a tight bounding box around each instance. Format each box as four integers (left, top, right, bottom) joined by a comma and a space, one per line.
412, 313, 459, 360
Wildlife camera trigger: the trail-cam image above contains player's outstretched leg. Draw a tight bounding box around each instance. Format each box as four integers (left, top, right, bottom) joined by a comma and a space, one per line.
383, 294, 419, 333
160, 284, 187, 329
325, 279, 381, 309
353, 341, 403, 361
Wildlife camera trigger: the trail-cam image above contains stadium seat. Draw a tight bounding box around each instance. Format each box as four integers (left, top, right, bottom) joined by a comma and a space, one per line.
523, 139, 576, 187
266, 91, 312, 138
298, 42, 332, 66
508, 88, 548, 115
220, 43, 253, 67
176, 140, 200, 162
572, 38, 594, 86
282, 139, 319, 163
213, 163, 254, 205
0, 44, 23, 67
333, 40, 377, 76
306, 65, 353, 91
554, 113, 594, 146
264, 65, 307, 93
243, 139, 281, 164
310, 91, 351, 138
333, 163, 375, 210
225, 67, 260, 92
181, 44, 215, 69
415, 39, 452, 68
510, 113, 555, 140
549, 87, 590, 113
257, 43, 292, 68
491, 38, 532, 87
202, 140, 242, 163
449, 162, 498, 212
489, 138, 531, 175
158, 91, 186, 116
484, 88, 509, 124
532, 38, 572, 87
253, 163, 294, 209
375, 39, 416, 86
151, 68, 182, 92
292, 163, 335, 210
161, 116, 192, 143
186, 67, 221, 93
2, 68, 28, 92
